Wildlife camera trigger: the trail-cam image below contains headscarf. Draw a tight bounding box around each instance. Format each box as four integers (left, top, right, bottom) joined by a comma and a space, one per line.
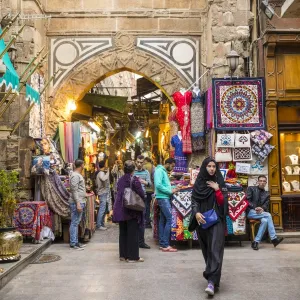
191, 157, 225, 214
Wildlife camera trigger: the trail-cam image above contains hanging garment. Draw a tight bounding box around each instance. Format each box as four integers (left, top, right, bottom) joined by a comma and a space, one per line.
171, 135, 188, 173
72, 122, 81, 160
169, 108, 179, 157
59, 122, 66, 161
191, 92, 205, 152
206, 87, 213, 130
65, 122, 74, 163
173, 91, 192, 154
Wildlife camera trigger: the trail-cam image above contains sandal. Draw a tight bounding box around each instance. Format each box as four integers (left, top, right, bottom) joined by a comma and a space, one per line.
126, 257, 144, 263
162, 246, 178, 252
119, 257, 126, 261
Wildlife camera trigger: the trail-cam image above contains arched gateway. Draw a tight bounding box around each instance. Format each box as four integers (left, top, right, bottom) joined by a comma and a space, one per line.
46, 33, 200, 135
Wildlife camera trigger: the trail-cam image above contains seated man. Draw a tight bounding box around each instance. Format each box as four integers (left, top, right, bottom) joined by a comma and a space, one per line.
246, 175, 284, 250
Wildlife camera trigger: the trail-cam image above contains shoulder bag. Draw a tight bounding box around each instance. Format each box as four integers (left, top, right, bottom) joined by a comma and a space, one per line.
201, 203, 219, 229
123, 176, 145, 211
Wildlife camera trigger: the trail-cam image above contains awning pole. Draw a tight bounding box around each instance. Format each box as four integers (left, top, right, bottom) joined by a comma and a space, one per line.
0, 13, 20, 40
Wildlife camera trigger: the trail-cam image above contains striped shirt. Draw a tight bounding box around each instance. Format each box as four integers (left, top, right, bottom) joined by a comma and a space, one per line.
134, 169, 152, 194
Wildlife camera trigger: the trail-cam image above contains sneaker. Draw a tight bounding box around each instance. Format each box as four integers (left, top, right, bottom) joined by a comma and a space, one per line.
126, 257, 144, 263
76, 243, 86, 248
99, 226, 108, 231
205, 281, 215, 296
70, 244, 84, 251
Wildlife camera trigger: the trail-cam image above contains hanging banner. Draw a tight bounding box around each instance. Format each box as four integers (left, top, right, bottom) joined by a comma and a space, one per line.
25, 84, 40, 104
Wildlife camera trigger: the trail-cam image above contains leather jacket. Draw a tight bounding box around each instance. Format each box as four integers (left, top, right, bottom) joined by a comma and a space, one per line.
246, 186, 270, 212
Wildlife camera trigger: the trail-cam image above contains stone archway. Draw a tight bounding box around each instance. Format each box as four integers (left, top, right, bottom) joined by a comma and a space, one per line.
46, 33, 199, 135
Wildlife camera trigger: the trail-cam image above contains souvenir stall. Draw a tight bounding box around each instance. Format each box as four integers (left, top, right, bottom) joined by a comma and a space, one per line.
210, 78, 273, 239
152, 86, 206, 246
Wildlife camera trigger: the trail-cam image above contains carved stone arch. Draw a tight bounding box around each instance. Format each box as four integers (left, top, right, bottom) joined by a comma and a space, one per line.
46, 33, 197, 135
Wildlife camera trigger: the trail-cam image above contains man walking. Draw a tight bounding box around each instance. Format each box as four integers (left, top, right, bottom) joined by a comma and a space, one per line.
143, 157, 155, 228
154, 158, 179, 252
247, 175, 284, 250
134, 155, 152, 249
69, 159, 87, 250
96, 160, 110, 230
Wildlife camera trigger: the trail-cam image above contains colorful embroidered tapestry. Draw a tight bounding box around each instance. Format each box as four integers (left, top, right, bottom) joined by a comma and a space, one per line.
228, 192, 249, 221
232, 212, 247, 235
172, 188, 193, 217
213, 78, 265, 130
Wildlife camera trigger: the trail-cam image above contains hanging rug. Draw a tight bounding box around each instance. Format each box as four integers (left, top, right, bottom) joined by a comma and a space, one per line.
213, 78, 265, 130
32, 253, 61, 264
228, 192, 249, 221
172, 189, 193, 217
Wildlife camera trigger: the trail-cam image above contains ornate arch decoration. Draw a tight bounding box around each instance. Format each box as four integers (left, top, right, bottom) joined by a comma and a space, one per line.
46, 33, 199, 135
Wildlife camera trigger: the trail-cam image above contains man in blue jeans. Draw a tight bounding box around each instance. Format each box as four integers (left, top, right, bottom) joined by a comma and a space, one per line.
96, 160, 110, 230
69, 159, 87, 250
247, 175, 284, 250
154, 158, 179, 252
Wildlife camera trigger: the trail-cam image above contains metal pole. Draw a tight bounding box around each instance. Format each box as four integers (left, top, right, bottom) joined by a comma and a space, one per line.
0, 13, 20, 40
0, 24, 25, 59
0, 87, 12, 108
10, 70, 58, 136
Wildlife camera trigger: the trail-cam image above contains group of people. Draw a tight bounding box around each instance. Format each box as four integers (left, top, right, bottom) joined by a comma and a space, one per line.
68, 156, 284, 296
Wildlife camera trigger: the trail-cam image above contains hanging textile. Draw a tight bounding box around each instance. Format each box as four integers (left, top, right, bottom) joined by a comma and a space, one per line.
191, 92, 205, 152
213, 78, 266, 130
0, 28, 19, 93
168, 108, 179, 157
171, 135, 188, 173
65, 122, 74, 163
72, 122, 81, 160
58, 122, 66, 162
205, 87, 213, 130
173, 91, 192, 154
25, 84, 40, 104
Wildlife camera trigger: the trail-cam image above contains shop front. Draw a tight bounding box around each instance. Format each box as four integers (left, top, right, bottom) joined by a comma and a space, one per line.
264, 31, 300, 231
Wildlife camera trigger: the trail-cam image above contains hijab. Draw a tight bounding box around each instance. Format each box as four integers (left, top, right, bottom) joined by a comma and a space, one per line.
191, 157, 225, 213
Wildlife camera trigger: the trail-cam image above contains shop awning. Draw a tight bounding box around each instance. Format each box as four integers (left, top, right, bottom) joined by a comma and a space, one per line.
0, 28, 19, 93
82, 94, 128, 113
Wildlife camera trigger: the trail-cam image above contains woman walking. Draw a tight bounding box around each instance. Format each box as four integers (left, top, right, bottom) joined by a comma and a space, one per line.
113, 160, 145, 263
189, 157, 228, 296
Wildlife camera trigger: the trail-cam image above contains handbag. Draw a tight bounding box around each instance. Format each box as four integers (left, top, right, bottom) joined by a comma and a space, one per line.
215, 146, 232, 162
235, 133, 251, 148
123, 177, 145, 211
217, 133, 235, 148
201, 204, 219, 230
233, 147, 252, 161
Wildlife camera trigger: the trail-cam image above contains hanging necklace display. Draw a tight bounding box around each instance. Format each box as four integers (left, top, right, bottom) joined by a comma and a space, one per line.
289, 154, 299, 165
293, 166, 300, 175
291, 180, 300, 191
285, 166, 293, 175
282, 181, 291, 192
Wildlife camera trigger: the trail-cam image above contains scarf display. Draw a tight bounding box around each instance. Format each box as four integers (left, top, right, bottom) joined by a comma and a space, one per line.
72, 122, 81, 160
59, 122, 66, 161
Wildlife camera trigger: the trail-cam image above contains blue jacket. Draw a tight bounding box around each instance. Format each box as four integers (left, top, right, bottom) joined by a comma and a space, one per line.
154, 165, 172, 199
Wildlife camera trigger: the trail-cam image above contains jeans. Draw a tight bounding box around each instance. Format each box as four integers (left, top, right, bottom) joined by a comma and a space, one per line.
69, 202, 85, 246
157, 199, 172, 248
247, 209, 277, 242
145, 192, 152, 226
97, 193, 108, 228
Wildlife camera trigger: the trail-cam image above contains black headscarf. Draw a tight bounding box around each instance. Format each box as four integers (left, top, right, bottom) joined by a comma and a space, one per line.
191, 157, 226, 214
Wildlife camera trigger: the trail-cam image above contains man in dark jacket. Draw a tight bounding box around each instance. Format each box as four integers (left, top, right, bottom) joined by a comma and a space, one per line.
247, 175, 283, 250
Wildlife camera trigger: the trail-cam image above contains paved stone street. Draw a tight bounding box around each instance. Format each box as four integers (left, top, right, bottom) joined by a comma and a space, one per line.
1, 224, 300, 300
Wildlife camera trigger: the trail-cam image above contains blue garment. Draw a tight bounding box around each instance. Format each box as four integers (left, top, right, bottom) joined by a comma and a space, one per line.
69, 202, 85, 246
157, 199, 172, 248
247, 209, 277, 242
154, 165, 172, 199
171, 135, 188, 173
134, 169, 151, 193
97, 192, 108, 228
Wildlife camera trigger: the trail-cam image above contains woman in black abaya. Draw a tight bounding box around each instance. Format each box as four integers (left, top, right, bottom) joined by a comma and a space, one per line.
189, 157, 228, 296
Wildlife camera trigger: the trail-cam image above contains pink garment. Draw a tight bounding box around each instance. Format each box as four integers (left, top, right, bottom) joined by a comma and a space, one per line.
172, 91, 192, 154
206, 87, 213, 129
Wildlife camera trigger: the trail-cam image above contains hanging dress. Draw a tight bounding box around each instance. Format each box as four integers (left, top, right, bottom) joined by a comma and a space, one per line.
173, 91, 192, 154
168, 108, 179, 158
171, 135, 188, 173
191, 92, 205, 152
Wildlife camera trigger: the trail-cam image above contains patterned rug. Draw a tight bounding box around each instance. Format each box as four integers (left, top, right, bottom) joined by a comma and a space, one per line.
228, 192, 249, 221
172, 188, 193, 217
213, 78, 265, 130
